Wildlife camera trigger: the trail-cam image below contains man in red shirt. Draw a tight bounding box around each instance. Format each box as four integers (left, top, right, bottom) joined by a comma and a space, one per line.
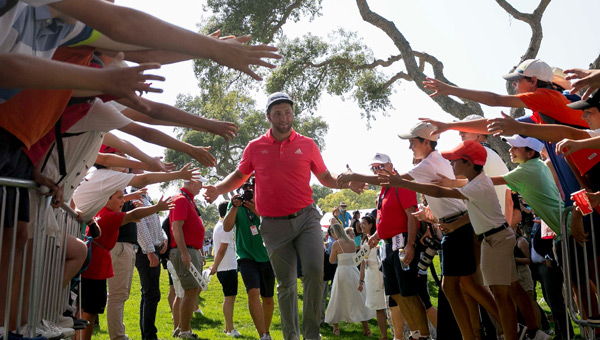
80, 189, 173, 340
204, 92, 365, 340
169, 179, 208, 339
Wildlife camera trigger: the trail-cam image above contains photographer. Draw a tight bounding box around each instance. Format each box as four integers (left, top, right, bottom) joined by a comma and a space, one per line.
223, 179, 275, 340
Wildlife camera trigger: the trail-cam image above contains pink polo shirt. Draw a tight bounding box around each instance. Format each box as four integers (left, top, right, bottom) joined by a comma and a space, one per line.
238, 129, 328, 217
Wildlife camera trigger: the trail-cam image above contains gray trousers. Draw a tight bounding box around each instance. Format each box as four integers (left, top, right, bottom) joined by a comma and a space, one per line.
260, 205, 324, 340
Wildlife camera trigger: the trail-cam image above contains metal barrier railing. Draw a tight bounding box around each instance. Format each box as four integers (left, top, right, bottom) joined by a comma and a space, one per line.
561, 205, 600, 339
0, 177, 83, 339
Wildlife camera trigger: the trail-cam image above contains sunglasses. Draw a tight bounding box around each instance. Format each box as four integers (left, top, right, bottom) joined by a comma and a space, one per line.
371, 164, 385, 173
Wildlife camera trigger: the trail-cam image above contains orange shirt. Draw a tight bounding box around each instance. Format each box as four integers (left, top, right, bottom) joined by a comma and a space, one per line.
517, 88, 588, 128
0, 46, 94, 148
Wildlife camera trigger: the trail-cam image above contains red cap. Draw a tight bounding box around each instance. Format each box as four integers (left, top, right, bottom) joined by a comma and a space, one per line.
99, 144, 120, 154
441, 140, 487, 166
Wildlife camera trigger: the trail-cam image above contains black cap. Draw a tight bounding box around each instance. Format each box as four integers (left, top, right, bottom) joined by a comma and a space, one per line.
568, 89, 600, 111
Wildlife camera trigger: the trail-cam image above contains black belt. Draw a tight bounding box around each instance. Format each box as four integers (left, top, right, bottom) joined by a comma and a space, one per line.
439, 210, 468, 224
263, 204, 313, 220
384, 238, 393, 245
479, 222, 509, 241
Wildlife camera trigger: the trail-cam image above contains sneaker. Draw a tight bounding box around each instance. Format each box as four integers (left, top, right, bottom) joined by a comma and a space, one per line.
225, 329, 241, 337
41, 320, 75, 338
259, 334, 272, 340
193, 307, 203, 315
178, 330, 199, 339
172, 328, 181, 337
517, 324, 528, 340
21, 323, 60, 340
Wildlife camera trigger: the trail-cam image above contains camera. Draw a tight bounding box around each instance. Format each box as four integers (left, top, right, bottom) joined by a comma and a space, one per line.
236, 178, 254, 203
418, 234, 441, 272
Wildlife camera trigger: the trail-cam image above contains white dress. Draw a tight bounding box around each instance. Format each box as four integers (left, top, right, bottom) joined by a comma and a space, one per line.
364, 246, 386, 310
324, 252, 376, 324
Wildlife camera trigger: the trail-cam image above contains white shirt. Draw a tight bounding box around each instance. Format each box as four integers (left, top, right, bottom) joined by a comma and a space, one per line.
482, 146, 510, 215
72, 168, 134, 222
457, 172, 506, 235
68, 99, 132, 134
212, 219, 237, 272
408, 151, 467, 219
587, 129, 600, 138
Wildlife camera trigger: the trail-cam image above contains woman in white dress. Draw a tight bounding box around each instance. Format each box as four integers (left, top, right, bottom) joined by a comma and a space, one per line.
358, 214, 389, 340
325, 223, 375, 336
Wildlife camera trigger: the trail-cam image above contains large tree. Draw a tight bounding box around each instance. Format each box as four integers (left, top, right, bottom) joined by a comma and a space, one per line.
178, 0, 598, 165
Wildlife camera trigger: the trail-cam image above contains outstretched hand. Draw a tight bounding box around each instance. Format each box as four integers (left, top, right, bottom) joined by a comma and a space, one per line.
349, 181, 367, 194
377, 170, 403, 187
149, 156, 175, 172
177, 163, 202, 181
564, 68, 600, 99
188, 145, 216, 167
101, 52, 164, 111
555, 138, 583, 156
203, 185, 220, 203
423, 77, 453, 98
487, 112, 520, 136
212, 35, 281, 81
418, 117, 450, 135
155, 195, 175, 211
206, 119, 239, 141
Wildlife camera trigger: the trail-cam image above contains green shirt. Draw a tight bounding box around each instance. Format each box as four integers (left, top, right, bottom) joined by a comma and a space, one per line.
227, 202, 270, 262
502, 158, 566, 234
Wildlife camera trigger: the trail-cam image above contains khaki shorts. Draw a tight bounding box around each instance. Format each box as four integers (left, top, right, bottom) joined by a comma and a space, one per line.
480, 227, 517, 286
169, 247, 203, 290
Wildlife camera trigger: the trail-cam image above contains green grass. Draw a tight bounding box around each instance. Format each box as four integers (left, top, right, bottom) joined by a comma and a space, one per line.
92, 255, 581, 339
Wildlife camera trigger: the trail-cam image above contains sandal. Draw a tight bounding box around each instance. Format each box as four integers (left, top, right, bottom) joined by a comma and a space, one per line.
363, 329, 372, 337
332, 328, 340, 336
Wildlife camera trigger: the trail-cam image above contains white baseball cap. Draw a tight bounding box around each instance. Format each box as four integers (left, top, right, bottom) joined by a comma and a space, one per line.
398, 122, 440, 141
502, 135, 544, 152
371, 153, 392, 165
266, 92, 293, 111
502, 59, 553, 83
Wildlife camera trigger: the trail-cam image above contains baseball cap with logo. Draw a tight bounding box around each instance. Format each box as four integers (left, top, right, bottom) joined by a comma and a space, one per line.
502, 59, 553, 83
441, 140, 487, 166
567, 89, 600, 111
370, 153, 392, 165
502, 135, 544, 152
266, 92, 294, 111
398, 122, 440, 141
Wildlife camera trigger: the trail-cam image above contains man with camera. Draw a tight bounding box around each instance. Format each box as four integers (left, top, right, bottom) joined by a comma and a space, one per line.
204, 92, 365, 340
223, 179, 275, 340
337, 152, 431, 339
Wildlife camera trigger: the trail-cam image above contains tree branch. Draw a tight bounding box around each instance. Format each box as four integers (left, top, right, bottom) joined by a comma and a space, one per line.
265, 0, 304, 42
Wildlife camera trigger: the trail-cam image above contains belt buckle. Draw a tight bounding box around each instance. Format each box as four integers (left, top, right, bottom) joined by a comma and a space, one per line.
289, 212, 298, 218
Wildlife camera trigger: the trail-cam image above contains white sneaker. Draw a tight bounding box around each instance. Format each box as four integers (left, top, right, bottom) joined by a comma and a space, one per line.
225, 329, 241, 337
172, 328, 181, 337
24, 322, 62, 340
179, 330, 199, 339
193, 307, 203, 315
56, 315, 74, 328
259, 334, 272, 340
42, 319, 75, 338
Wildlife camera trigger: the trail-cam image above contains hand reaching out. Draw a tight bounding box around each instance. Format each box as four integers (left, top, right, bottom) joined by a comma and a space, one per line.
422, 77, 453, 98
487, 112, 520, 136
188, 145, 216, 167
206, 119, 238, 141
555, 138, 584, 156
564, 68, 600, 99
203, 185, 220, 203
212, 35, 281, 81
155, 195, 175, 212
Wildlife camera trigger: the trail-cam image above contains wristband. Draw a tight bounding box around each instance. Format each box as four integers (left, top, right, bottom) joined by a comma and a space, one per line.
359, 280, 365, 284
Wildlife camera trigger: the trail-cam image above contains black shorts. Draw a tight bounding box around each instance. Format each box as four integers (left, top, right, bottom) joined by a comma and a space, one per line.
388, 295, 397, 307
217, 269, 238, 297
417, 273, 433, 309
1, 150, 33, 227
81, 278, 107, 314
440, 223, 476, 276
381, 240, 420, 297
238, 259, 275, 298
